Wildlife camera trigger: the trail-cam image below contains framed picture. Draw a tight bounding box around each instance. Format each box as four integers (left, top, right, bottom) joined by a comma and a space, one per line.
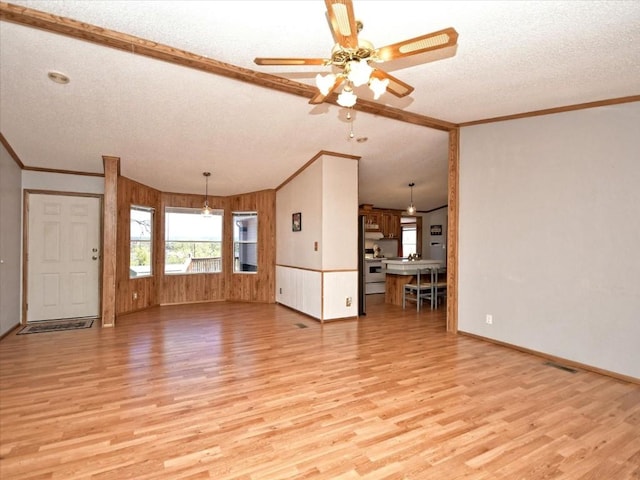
430, 224, 442, 236
292, 212, 302, 232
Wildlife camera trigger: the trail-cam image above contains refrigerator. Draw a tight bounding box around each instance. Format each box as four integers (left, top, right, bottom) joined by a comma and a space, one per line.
358, 215, 366, 315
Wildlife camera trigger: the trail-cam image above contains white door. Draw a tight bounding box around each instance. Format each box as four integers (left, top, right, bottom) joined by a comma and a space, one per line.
27, 194, 101, 322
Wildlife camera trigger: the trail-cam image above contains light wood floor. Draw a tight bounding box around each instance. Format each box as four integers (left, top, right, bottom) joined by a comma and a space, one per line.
1, 302, 639, 479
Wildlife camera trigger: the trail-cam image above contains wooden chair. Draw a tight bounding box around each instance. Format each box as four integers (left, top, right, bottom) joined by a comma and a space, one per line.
402, 267, 437, 311
402, 267, 447, 311
431, 267, 447, 309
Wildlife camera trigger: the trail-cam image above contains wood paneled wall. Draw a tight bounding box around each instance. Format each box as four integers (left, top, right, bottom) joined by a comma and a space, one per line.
115, 178, 277, 316
116, 176, 161, 315
159, 191, 227, 306
225, 189, 276, 303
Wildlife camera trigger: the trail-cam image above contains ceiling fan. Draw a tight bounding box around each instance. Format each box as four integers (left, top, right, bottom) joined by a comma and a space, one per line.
254, 0, 458, 106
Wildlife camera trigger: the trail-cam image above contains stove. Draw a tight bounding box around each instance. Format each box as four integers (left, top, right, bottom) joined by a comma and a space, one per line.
364, 258, 385, 294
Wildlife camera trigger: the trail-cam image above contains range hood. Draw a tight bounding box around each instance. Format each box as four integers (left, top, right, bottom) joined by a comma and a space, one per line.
364, 231, 384, 240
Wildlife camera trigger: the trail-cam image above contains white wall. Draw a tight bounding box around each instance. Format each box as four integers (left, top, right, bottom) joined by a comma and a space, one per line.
459, 102, 640, 379
276, 159, 323, 270
22, 170, 104, 194
421, 207, 447, 261
322, 156, 358, 270
276, 153, 359, 320
0, 165, 105, 336
0, 144, 22, 336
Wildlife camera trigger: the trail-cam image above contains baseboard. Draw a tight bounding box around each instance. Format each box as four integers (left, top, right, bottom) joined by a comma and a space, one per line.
159, 299, 224, 307
0, 322, 21, 340
459, 330, 640, 386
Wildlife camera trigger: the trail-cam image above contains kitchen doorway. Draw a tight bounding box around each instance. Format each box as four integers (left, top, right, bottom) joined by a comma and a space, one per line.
24, 192, 102, 323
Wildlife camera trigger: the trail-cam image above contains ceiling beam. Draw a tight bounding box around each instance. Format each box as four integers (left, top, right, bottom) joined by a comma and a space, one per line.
459, 95, 640, 127
0, 1, 455, 132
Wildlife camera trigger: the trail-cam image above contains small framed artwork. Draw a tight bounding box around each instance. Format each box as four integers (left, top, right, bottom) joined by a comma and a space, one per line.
430, 224, 442, 236
292, 212, 302, 232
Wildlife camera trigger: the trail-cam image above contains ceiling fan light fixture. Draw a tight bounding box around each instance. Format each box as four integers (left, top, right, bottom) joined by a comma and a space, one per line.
315, 73, 337, 96
337, 86, 357, 108
346, 59, 373, 87
254, 2, 459, 110
369, 76, 389, 99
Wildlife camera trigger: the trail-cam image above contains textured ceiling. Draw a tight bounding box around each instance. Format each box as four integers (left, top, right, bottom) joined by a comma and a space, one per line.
1, 1, 639, 211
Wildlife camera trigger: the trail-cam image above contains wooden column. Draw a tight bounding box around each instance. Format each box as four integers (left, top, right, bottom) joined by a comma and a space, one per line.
102, 156, 120, 327
447, 128, 459, 333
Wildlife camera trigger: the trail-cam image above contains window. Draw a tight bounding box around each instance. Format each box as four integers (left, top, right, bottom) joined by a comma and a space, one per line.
164, 207, 223, 274
130, 206, 153, 278
402, 224, 417, 257
233, 212, 258, 273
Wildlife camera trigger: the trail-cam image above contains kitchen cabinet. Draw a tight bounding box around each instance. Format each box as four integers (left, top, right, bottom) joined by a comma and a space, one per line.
381, 212, 400, 239
360, 206, 402, 239
360, 204, 381, 231
363, 212, 381, 231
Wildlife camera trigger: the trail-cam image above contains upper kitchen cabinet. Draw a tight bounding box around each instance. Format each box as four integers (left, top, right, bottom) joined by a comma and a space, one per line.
359, 205, 401, 239
381, 212, 400, 239
360, 204, 381, 231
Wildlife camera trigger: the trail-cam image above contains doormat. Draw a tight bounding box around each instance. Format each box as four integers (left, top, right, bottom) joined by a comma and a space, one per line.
17, 318, 94, 335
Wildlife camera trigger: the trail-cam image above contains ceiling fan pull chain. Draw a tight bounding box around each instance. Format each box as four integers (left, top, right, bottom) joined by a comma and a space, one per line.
347, 108, 355, 139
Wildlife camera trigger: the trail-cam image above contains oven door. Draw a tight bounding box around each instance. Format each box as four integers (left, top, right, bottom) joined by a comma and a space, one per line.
365, 263, 385, 282
365, 262, 385, 283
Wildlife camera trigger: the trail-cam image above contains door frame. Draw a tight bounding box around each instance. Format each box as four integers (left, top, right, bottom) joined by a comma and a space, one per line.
22, 189, 104, 324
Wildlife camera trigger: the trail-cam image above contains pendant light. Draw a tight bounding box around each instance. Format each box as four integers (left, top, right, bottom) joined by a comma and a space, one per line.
201, 172, 212, 216
406, 182, 416, 215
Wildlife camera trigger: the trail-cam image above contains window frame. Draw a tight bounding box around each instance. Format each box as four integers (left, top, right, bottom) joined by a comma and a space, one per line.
164, 206, 224, 275
401, 222, 417, 257
129, 205, 154, 279
232, 211, 259, 274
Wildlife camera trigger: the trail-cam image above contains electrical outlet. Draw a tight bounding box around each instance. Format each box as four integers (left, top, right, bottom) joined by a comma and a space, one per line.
133, 292, 138, 300
486, 314, 493, 325
279, 288, 282, 294
346, 297, 352, 307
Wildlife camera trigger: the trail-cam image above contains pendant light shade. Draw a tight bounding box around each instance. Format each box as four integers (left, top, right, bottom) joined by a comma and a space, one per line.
406, 182, 416, 215
313, 59, 389, 108
202, 172, 212, 216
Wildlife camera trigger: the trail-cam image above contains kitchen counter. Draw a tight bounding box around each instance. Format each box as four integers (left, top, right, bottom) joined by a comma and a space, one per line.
382, 259, 444, 305
382, 258, 444, 272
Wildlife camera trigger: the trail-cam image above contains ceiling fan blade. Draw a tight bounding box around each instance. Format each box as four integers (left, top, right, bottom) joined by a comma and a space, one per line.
254, 57, 327, 66
376, 27, 459, 62
308, 76, 345, 105
324, 0, 359, 49
371, 69, 414, 98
